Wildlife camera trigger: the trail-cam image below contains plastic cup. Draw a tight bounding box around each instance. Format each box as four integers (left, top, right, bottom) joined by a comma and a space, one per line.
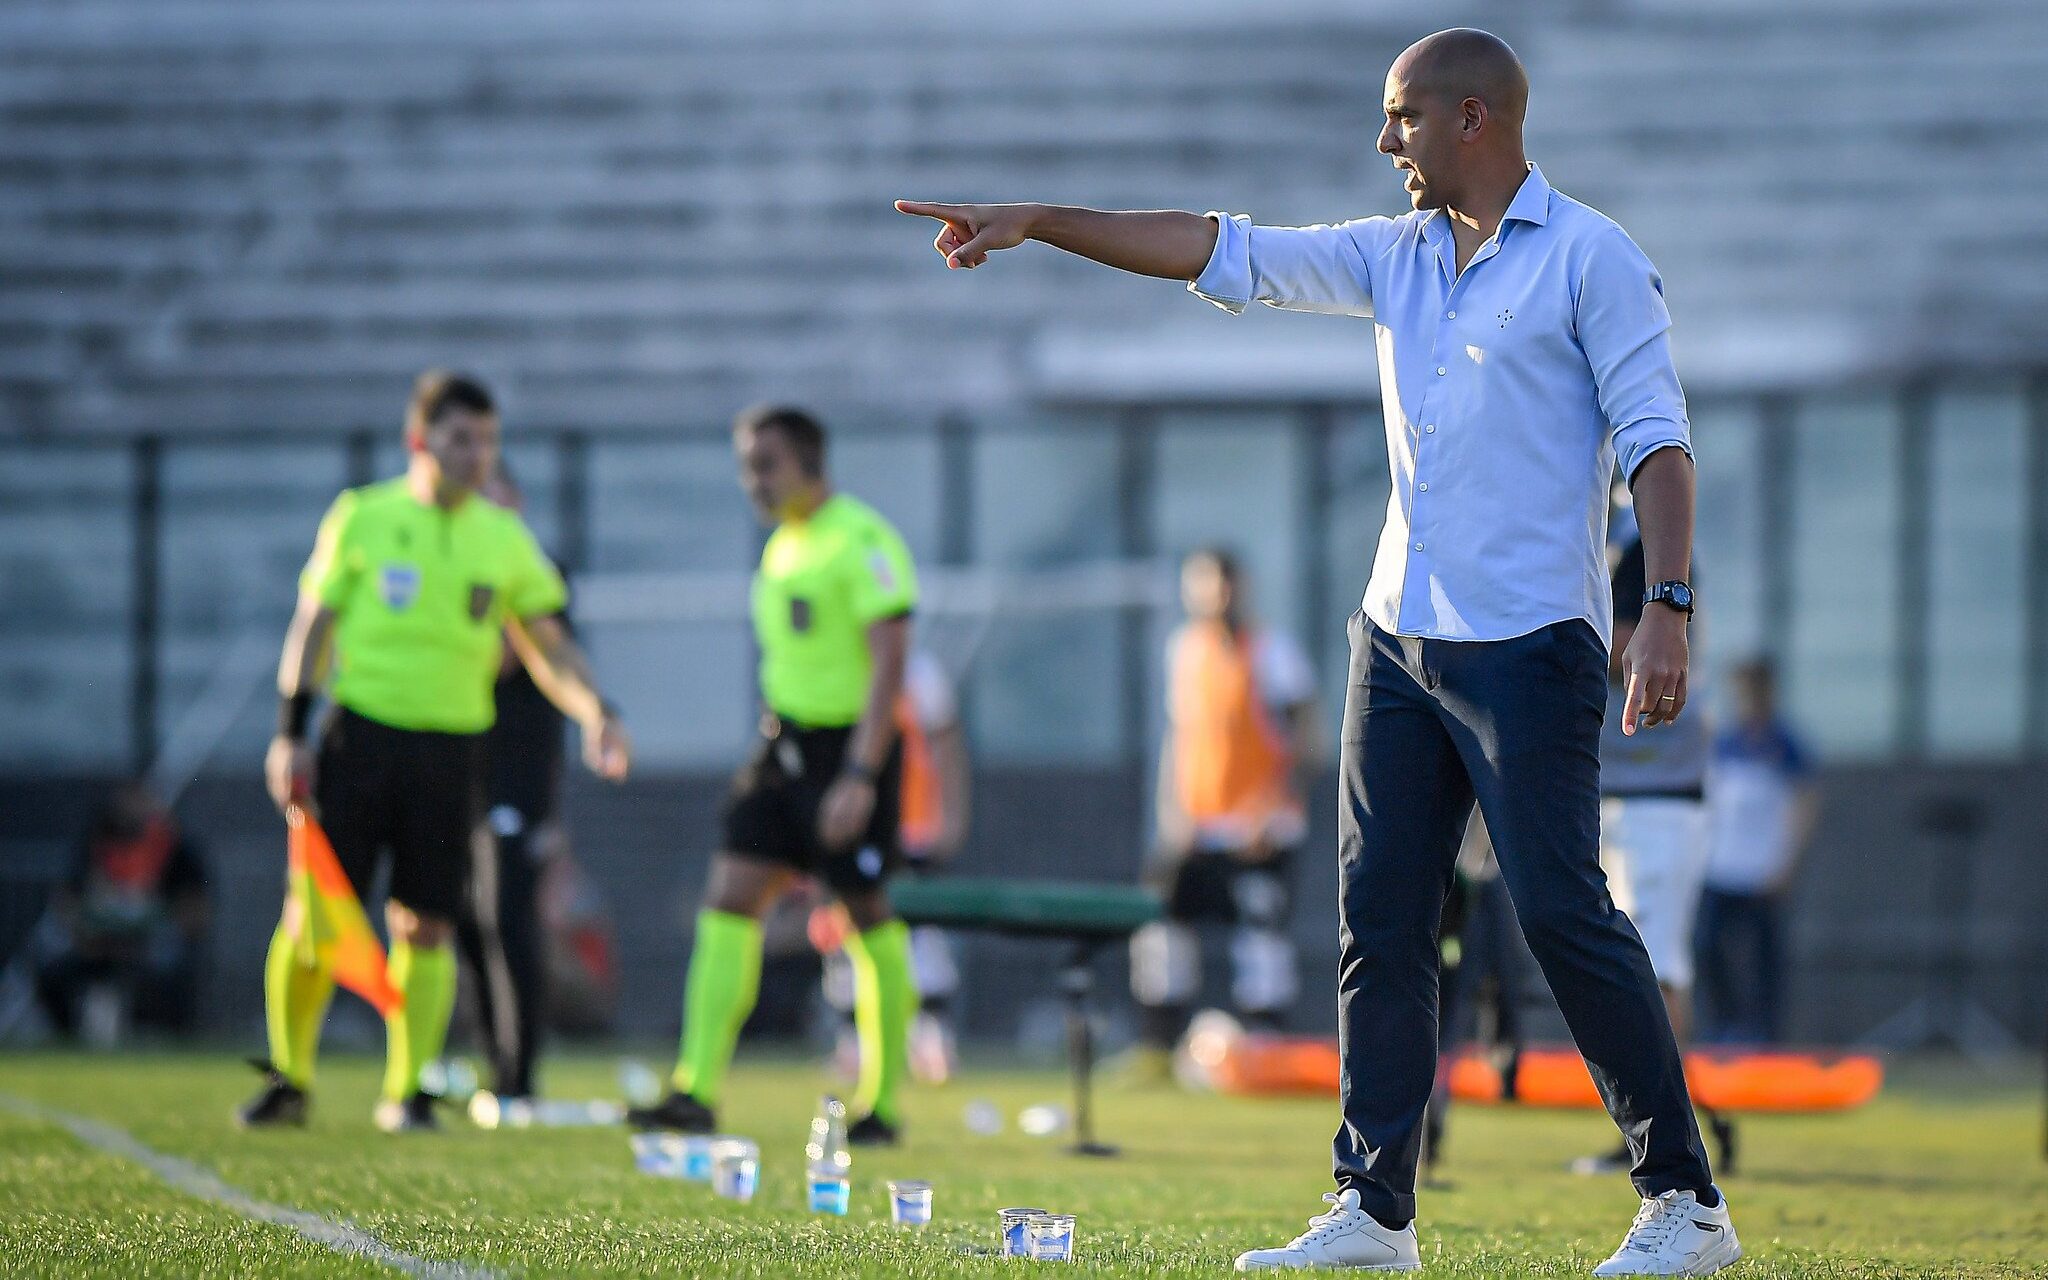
806, 1168, 851, 1215
678, 1135, 719, 1182
1028, 1213, 1076, 1262
710, 1140, 759, 1202
629, 1132, 676, 1176
1000, 1207, 1048, 1259
887, 1180, 933, 1226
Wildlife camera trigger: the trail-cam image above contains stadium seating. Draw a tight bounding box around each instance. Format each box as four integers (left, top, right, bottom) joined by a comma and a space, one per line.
3, 0, 2046, 437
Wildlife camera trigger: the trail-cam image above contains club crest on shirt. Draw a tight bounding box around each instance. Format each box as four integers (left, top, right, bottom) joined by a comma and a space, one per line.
379, 563, 421, 611
468, 583, 496, 622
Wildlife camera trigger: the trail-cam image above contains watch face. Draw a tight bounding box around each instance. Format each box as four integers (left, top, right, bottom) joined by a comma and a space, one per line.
1672, 583, 1694, 610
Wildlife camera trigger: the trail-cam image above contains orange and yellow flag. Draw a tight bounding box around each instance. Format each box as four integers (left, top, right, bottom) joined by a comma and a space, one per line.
286, 805, 403, 1017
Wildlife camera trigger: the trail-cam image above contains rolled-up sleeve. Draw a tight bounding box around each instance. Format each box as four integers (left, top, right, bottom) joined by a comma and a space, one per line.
1576, 228, 1691, 480
1189, 212, 1386, 318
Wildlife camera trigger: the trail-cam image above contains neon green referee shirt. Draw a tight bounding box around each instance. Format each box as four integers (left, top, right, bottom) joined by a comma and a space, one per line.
300, 478, 568, 734
752, 493, 918, 728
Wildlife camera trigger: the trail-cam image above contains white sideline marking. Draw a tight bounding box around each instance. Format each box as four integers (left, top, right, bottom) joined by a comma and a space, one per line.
0, 1093, 500, 1280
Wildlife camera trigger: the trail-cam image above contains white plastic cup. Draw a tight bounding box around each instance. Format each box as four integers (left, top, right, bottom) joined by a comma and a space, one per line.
710, 1141, 759, 1202
887, 1180, 933, 1226
1000, 1207, 1047, 1259
806, 1168, 851, 1215
629, 1132, 675, 1176
1028, 1213, 1076, 1262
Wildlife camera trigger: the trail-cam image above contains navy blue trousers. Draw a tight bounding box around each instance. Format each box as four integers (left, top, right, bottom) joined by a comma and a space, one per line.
1333, 615, 1712, 1226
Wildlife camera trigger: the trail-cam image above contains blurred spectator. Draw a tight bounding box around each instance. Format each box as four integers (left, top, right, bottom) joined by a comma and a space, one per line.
1127, 548, 1320, 1082
34, 781, 208, 1043
1695, 659, 1819, 1043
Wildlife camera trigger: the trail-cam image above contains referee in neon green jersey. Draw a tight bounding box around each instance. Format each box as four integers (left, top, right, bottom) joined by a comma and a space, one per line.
239, 370, 632, 1133
628, 404, 918, 1145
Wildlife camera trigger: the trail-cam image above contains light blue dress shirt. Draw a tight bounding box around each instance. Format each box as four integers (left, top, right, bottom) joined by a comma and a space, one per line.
1190, 164, 1690, 646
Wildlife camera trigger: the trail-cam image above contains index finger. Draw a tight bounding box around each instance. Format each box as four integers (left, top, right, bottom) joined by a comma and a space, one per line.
1621, 668, 1643, 737
895, 199, 963, 221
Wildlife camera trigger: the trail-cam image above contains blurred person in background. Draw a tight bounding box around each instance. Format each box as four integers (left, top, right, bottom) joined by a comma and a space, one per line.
454, 461, 571, 1107
1126, 548, 1320, 1083
627, 404, 920, 1146
1696, 658, 1818, 1045
535, 829, 619, 1037
815, 645, 972, 1084
1573, 523, 1736, 1175
34, 780, 208, 1043
243, 370, 631, 1132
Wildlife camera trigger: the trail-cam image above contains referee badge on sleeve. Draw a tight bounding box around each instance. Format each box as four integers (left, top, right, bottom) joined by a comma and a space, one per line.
468, 583, 496, 621
867, 550, 899, 593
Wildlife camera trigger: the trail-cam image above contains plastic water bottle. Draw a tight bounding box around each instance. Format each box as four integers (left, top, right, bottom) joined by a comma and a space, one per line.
805, 1095, 852, 1214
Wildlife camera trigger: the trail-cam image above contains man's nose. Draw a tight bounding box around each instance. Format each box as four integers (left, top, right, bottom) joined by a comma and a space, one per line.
1377, 123, 1399, 155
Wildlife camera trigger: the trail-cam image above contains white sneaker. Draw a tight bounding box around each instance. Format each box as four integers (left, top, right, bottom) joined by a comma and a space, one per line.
1234, 1188, 1421, 1272
1592, 1187, 1741, 1276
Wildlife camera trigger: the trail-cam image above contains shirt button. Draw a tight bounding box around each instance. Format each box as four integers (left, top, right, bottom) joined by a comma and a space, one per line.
1418, 483, 1428, 492
1436, 366, 1447, 376
1446, 310, 1456, 319
1414, 542, 1425, 552
1424, 424, 1436, 434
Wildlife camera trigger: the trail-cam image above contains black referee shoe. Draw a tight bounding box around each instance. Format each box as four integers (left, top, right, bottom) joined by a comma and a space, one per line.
373, 1092, 442, 1133
624, 1090, 716, 1134
235, 1059, 309, 1129
846, 1112, 900, 1147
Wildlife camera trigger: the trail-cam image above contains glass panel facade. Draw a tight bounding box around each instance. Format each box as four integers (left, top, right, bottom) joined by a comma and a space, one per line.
158, 444, 351, 771
0, 446, 135, 769
1691, 401, 1766, 717
1926, 383, 2028, 757
967, 422, 1122, 765
6, 381, 2044, 777
581, 438, 758, 767
1785, 394, 1901, 759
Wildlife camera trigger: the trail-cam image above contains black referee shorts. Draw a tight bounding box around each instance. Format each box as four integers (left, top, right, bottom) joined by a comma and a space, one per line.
722, 718, 903, 896
314, 707, 485, 921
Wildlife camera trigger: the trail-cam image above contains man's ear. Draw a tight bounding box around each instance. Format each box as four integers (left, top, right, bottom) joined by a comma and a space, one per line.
1463, 96, 1487, 138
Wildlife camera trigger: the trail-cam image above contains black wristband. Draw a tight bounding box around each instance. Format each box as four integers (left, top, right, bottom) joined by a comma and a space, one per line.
278, 692, 313, 740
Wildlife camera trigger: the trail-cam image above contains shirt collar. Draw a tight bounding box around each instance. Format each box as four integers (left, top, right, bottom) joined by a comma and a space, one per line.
1503, 163, 1553, 227
1419, 162, 1552, 247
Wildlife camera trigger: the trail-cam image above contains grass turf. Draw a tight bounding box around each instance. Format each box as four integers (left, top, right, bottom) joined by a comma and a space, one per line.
0, 1050, 2041, 1278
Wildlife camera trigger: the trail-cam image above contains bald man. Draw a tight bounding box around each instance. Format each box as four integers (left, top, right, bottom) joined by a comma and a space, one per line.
900, 27, 1738, 1277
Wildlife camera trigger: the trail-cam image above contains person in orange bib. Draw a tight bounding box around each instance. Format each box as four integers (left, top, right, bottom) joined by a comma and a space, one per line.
1128, 548, 1322, 1078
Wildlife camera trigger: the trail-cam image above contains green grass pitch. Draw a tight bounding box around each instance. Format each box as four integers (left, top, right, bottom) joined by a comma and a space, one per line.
0, 1050, 2041, 1277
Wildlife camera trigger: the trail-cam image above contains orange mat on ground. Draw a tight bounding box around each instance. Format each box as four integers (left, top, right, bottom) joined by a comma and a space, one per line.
1208, 1038, 1882, 1112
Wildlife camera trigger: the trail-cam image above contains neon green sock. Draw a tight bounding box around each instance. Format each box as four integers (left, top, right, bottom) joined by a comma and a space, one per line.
264, 920, 334, 1089
672, 910, 763, 1105
846, 918, 915, 1125
382, 941, 456, 1102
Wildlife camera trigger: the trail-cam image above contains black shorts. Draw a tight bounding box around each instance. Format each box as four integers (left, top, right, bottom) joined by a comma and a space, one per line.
722, 719, 903, 895
314, 707, 485, 920
1153, 845, 1297, 931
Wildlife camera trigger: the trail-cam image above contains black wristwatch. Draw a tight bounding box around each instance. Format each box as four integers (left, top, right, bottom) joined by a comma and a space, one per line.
1643, 580, 1695, 616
